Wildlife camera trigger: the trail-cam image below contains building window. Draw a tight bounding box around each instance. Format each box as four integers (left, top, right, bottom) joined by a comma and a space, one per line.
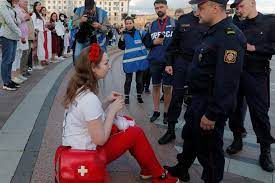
48, 6, 50, 9
114, 12, 117, 16
64, 6, 66, 9
59, 6, 61, 9
121, 2, 124, 6
109, 2, 111, 6
53, 1, 55, 3
53, 5, 55, 9
109, 7, 111, 11
121, 8, 123, 12
58, 1, 61, 3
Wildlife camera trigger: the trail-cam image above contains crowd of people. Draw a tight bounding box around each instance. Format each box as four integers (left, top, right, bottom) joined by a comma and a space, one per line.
0, 0, 72, 91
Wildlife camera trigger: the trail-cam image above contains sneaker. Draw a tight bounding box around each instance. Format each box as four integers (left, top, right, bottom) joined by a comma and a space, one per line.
12, 77, 24, 84
11, 81, 21, 88
28, 67, 33, 72
153, 171, 179, 183
2, 83, 17, 91
150, 111, 160, 122
140, 169, 152, 179
18, 75, 28, 81
22, 72, 31, 77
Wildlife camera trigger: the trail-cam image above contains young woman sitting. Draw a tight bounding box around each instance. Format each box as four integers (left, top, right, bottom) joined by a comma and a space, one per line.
62, 43, 179, 183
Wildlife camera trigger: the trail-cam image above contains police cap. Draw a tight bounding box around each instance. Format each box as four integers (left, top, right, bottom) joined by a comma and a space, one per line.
189, 0, 229, 5
230, 0, 242, 8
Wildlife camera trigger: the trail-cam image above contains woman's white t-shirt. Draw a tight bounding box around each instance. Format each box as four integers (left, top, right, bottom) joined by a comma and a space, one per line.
62, 91, 105, 150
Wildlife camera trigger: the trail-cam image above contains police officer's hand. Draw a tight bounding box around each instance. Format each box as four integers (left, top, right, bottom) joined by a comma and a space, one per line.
200, 115, 215, 131
80, 15, 88, 23
165, 66, 173, 75
247, 43, 256, 52
153, 38, 164, 45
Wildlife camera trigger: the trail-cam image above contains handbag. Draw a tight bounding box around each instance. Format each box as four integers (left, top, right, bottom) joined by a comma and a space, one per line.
54, 146, 109, 183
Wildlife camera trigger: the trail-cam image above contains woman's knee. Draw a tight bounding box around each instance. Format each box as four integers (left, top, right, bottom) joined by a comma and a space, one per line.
127, 126, 145, 137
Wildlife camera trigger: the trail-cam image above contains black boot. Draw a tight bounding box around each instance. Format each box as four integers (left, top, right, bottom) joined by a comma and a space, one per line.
158, 123, 176, 145
226, 134, 243, 155
125, 96, 129, 105
137, 94, 144, 103
163, 163, 190, 182
259, 143, 275, 172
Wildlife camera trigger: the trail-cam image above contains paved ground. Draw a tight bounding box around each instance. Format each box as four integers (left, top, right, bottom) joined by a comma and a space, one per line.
0, 47, 274, 182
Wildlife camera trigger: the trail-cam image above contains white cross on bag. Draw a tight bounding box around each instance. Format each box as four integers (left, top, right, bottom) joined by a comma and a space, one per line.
78, 166, 88, 176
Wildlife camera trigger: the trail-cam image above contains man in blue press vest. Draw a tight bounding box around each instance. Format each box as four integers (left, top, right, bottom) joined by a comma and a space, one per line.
143, 0, 175, 124
73, 0, 109, 62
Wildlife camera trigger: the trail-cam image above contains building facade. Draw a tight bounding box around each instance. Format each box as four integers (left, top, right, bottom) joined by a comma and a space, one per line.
96, 0, 129, 25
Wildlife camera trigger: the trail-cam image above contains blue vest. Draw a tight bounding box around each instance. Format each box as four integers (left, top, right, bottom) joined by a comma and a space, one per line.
122, 30, 149, 73
147, 17, 175, 64
75, 7, 108, 51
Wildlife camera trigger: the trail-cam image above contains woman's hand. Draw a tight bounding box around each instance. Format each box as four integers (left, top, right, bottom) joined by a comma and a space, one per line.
107, 91, 123, 103
109, 97, 125, 115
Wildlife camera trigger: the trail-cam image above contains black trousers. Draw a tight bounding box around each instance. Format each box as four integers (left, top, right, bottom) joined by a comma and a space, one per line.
167, 59, 190, 124
229, 70, 275, 144
58, 37, 64, 57
124, 71, 143, 95
179, 96, 225, 183
27, 48, 33, 68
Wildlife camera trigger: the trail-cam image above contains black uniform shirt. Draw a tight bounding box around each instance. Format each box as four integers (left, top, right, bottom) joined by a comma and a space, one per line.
237, 13, 275, 71
165, 12, 208, 66
188, 17, 246, 122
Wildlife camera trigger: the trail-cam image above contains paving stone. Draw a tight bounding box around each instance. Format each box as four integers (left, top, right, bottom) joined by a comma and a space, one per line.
228, 159, 273, 183
0, 151, 22, 175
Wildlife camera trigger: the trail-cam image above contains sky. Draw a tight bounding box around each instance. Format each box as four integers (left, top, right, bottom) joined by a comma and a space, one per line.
129, 0, 275, 14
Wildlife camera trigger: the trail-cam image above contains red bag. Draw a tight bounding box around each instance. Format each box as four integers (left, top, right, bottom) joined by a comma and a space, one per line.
54, 146, 109, 183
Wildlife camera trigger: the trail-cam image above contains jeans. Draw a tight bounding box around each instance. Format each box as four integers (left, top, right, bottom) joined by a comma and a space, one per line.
74, 40, 90, 64
0, 37, 17, 84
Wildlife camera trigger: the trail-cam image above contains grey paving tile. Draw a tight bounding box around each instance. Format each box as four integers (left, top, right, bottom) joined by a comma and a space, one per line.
0, 175, 12, 183
0, 151, 22, 175
0, 132, 29, 151
228, 159, 273, 183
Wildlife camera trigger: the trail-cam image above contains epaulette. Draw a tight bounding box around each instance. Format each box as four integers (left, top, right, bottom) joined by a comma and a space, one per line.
225, 27, 236, 35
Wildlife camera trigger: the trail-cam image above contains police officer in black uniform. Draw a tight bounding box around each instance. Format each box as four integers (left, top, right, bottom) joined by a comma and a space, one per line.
164, 0, 246, 182
158, 7, 208, 145
227, 0, 275, 172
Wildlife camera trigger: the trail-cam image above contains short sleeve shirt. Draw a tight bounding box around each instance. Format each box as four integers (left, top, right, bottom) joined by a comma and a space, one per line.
62, 91, 104, 150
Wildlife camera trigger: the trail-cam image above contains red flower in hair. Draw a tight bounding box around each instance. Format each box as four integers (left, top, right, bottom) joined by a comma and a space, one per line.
89, 43, 101, 63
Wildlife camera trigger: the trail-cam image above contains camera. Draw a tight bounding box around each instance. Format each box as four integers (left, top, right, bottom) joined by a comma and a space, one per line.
76, 13, 97, 44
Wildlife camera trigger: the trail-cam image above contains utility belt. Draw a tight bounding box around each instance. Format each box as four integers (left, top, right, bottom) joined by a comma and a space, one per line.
190, 75, 215, 97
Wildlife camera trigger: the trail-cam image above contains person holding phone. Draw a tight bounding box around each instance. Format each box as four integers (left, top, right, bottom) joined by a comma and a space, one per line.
143, 0, 176, 124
